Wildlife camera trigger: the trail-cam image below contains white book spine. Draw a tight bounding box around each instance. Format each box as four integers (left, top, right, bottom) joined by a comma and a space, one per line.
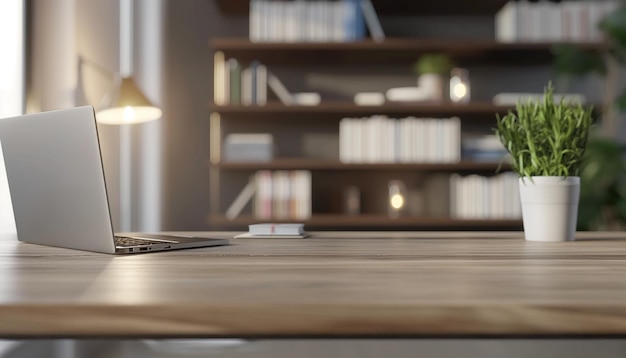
339, 118, 347, 163
250, 0, 261, 42
425, 118, 433, 162
415, 118, 426, 163
272, 171, 289, 219
241, 67, 252, 106
254, 170, 272, 219
495, 1, 517, 43
296, 170, 312, 219
259, 0, 267, 42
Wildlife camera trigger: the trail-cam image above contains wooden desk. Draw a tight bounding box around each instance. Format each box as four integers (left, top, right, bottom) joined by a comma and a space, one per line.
2, 231, 626, 338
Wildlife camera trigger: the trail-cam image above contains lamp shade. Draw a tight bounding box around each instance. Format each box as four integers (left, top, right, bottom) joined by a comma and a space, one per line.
96, 77, 162, 125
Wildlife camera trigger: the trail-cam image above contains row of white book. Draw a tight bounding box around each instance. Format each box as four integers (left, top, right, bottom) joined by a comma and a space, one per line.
450, 172, 522, 219
249, 0, 384, 43
254, 170, 312, 220
339, 116, 461, 164
495, 0, 619, 43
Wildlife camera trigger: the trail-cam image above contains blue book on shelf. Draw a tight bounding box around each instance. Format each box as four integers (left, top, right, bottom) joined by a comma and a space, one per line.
354, 0, 365, 40
343, 0, 365, 41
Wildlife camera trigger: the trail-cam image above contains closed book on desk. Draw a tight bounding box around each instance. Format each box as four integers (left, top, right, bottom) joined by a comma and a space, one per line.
249, 223, 305, 236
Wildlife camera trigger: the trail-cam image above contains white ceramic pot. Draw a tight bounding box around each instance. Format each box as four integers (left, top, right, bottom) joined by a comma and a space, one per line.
417, 74, 445, 101
519, 176, 580, 242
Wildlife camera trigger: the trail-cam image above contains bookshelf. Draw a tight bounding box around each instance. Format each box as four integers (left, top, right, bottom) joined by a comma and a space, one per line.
208, 0, 604, 231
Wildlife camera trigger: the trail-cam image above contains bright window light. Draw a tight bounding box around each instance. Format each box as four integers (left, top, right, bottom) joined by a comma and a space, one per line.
0, 0, 25, 118
0, 0, 24, 233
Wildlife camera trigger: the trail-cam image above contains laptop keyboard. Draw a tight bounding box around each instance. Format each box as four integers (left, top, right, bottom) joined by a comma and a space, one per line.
114, 236, 160, 247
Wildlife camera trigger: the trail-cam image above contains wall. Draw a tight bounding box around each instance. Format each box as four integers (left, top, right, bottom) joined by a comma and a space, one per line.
160, 0, 245, 230
23, 0, 164, 233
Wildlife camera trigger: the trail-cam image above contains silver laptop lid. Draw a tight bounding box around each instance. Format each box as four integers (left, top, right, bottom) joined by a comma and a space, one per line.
0, 106, 116, 253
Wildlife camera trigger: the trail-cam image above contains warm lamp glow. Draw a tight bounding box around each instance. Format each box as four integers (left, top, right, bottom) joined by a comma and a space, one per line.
390, 194, 405, 209
388, 180, 407, 218
449, 68, 470, 103
453, 83, 467, 98
97, 106, 161, 125
95, 77, 162, 125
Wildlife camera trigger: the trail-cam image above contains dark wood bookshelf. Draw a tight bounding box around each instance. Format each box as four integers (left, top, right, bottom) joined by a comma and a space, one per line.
210, 38, 605, 65
208, 214, 523, 230
213, 159, 508, 172
207, 2, 571, 231
210, 101, 513, 118
216, 0, 511, 16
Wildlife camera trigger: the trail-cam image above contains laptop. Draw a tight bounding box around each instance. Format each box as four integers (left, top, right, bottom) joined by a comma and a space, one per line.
0, 106, 229, 254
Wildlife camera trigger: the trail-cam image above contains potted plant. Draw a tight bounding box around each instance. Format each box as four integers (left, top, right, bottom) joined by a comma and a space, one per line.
412, 53, 455, 102
495, 84, 594, 242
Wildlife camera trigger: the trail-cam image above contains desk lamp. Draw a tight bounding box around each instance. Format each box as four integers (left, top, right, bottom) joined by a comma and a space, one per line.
77, 56, 161, 125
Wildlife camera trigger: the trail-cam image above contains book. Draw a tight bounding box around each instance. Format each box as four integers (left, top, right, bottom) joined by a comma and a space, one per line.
267, 72, 294, 105
255, 63, 268, 105
233, 232, 310, 239
225, 177, 257, 220
248, 223, 305, 236
228, 58, 241, 105
213, 51, 226, 105
241, 67, 253, 106
223, 133, 274, 162
360, 0, 385, 42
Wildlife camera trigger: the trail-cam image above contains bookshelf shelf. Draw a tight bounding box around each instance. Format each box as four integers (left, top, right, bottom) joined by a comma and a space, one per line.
210, 102, 513, 118
211, 38, 605, 65
208, 214, 523, 230
214, 159, 508, 172
216, 0, 511, 16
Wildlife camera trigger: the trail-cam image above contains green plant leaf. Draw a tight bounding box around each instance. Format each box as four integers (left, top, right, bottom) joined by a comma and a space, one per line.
552, 44, 606, 76
599, 6, 626, 48
412, 53, 455, 75
495, 83, 594, 178
577, 195, 607, 230
616, 89, 626, 111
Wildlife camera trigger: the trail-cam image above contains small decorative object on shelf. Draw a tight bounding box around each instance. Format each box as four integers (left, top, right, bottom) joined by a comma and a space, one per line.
223, 133, 274, 163
388, 180, 407, 219
412, 53, 455, 102
495, 83, 594, 242
343, 186, 361, 215
354, 92, 385, 106
449, 68, 470, 103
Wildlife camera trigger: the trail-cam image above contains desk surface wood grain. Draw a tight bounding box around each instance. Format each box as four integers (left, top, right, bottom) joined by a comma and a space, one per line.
2, 231, 626, 338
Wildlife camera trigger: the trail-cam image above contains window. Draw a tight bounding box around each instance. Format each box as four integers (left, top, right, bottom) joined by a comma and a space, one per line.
0, 0, 25, 232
